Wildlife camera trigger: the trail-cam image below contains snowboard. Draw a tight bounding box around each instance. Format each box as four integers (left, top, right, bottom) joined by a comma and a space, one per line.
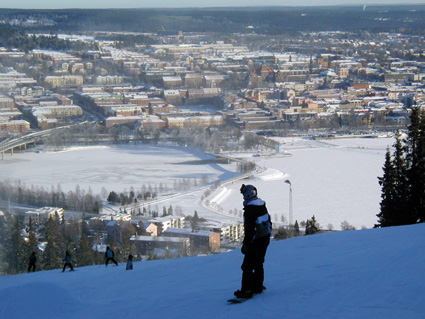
227, 287, 266, 304
227, 297, 252, 304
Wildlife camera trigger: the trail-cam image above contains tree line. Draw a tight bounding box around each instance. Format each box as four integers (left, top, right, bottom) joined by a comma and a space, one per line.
1, 7, 423, 35
376, 107, 425, 227
0, 181, 101, 214
0, 26, 98, 52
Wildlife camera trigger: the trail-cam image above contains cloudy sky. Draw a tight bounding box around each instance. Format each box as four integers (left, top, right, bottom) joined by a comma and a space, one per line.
0, 0, 422, 9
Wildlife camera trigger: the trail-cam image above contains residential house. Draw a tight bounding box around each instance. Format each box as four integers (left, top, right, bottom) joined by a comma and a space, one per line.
163, 228, 221, 252
24, 207, 64, 225
130, 235, 189, 256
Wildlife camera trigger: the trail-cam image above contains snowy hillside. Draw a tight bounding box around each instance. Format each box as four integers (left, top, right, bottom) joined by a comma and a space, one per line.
1, 224, 424, 319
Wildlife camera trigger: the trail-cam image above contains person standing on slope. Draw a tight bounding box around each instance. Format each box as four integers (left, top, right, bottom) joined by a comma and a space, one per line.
62, 250, 74, 272
28, 251, 36, 272
126, 254, 133, 270
105, 246, 119, 266
234, 184, 272, 299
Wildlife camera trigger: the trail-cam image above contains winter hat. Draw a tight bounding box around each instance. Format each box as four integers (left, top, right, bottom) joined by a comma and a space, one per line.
240, 184, 257, 200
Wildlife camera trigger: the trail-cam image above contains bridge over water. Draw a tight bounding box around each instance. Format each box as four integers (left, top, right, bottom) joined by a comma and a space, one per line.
0, 122, 91, 159
0, 130, 52, 159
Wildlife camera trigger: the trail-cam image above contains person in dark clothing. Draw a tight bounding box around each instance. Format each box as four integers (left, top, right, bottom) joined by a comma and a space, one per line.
126, 254, 133, 270
105, 246, 118, 266
234, 184, 272, 299
62, 250, 74, 272
28, 251, 36, 272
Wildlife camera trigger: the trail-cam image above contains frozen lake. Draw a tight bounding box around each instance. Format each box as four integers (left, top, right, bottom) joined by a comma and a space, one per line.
0, 136, 394, 229
0, 144, 239, 194
211, 136, 394, 229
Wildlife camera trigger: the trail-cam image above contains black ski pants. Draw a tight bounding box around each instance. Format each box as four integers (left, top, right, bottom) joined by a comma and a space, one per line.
28, 262, 36, 272
241, 235, 270, 292
105, 257, 118, 266
62, 263, 74, 272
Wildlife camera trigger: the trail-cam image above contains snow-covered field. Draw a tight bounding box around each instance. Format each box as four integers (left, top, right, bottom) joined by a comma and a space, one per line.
0, 137, 394, 229
1, 223, 424, 319
211, 136, 394, 230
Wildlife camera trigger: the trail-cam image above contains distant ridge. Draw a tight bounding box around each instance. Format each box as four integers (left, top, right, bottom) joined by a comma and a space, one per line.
0, 5, 423, 33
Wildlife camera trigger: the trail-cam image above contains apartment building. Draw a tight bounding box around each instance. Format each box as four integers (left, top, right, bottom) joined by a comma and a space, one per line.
0, 96, 15, 108
148, 103, 177, 115
147, 215, 186, 234
94, 75, 125, 85
186, 88, 221, 102
162, 76, 182, 89
32, 105, 83, 119
163, 228, 221, 252
219, 223, 244, 243
184, 73, 203, 88
24, 207, 64, 225
166, 115, 223, 129
105, 115, 143, 128
0, 119, 30, 133
130, 235, 189, 257
44, 75, 84, 88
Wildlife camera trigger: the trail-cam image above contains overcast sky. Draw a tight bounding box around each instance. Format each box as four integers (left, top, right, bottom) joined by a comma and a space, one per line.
0, 0, 423, 9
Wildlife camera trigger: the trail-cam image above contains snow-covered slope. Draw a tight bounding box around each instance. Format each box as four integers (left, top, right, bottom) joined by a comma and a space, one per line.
1, 224, 424, 319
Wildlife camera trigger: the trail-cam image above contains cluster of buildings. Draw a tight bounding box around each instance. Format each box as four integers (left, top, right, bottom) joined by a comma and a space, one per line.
108, 214, 243, 257
0, 31, 424, 136
20, 205, 243, 258
0, 66, 83, 134
2, 30, 425, 258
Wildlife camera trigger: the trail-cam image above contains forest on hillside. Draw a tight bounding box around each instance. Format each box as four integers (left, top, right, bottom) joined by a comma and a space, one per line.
0, 5, 424, 34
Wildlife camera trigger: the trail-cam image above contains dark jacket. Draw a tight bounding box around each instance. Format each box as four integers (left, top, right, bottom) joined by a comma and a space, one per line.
29, 253, 36, 263
64, 253, 72, 263
105, 248, 114, 259
243, 197, 272, 245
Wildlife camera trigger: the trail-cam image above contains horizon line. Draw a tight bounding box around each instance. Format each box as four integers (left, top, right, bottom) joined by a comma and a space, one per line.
0, 3, 424, 10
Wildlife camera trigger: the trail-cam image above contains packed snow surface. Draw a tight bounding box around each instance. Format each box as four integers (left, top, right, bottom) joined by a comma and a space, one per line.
1, 224, 424, 319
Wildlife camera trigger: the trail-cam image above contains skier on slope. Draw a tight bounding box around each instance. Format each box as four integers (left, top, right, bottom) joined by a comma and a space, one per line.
105, 246, 119, 266
62, 250, 74, 272
234, 184, 272, 299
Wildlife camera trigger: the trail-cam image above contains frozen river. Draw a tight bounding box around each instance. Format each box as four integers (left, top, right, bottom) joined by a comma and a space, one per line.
0, 136, 394, 229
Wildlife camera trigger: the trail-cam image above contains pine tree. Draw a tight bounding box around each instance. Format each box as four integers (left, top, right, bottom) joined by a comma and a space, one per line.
76, 234, 93, 267
377, 107, 425, 227
26, 217, 40, 270
0, 212, 9, 274
305, 215, 320, 235
75, 215, 93, 267
191, 211, 200, 231
42, 215, 65, 270
4, 216, 27, 274
294, 220, 300, 236
405, 107, 425, 223
376, 148, 398, 227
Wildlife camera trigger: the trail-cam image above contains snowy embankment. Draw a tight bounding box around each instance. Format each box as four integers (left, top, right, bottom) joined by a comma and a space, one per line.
254, 167, 288, 181
206, 168, 288, 210
1, 224, 424, 319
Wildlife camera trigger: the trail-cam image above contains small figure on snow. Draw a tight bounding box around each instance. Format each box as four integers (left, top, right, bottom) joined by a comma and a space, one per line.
234, 184, 272, 299
126, 254, 133, 270
28, 251, 36, 272
105, 246, 118, 266
62, 250, 74, 272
